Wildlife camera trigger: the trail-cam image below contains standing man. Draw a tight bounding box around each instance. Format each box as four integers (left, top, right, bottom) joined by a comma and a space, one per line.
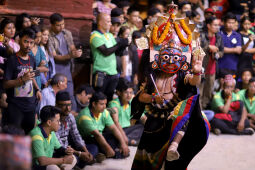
48, 13, 82, 106
199, 16, 224, 109
90, 13, 128, 102
122, 6, 140, 36
3, 28, 42, 134
219, 12, 242, 75
55, 91, 94, 168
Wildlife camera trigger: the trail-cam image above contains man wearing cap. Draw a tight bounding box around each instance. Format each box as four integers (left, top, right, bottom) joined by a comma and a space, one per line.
111, 7, 125, 25
204, 8, 216, 19
55, 91, 95, 168
110, 17, 121, 38
90, 13, 128, 102
211, 75, 253, 135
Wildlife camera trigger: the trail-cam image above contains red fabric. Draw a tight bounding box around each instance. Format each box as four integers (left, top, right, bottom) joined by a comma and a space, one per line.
137, 49, 143, 63
205, 36, 216, 75
214, 113, 232, 121
210, 0, 229, 19
214, 101, 241, 121
229, 101, 240, 112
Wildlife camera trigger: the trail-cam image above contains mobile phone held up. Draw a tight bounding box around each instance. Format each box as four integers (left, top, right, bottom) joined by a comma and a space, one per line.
31, 69, 40, 77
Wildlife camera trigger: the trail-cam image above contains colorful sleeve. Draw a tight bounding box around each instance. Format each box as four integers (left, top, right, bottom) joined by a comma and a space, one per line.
90, 32, 105, 48
31, 135, 46, 158
104, 109, 114, 126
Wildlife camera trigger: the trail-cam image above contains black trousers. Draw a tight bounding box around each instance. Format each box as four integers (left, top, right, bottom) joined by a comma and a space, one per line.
93, 73, 119, 102
3, 102, 35, 134
211, 118, 250, 134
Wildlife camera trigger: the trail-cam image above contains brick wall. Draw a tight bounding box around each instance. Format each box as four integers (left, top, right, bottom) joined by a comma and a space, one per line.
0, 0, 94, 86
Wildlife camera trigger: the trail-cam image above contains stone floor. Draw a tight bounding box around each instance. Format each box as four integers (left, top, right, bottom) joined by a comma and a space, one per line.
84, 133, 255, 170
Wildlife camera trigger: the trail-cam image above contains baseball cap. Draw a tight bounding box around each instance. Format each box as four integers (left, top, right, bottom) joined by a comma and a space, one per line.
111, 17, 121, 25
205, 8, 215, 14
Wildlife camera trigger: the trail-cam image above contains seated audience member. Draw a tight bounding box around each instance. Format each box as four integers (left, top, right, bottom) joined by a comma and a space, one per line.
235, 68, 253, 92
39, 73, 67, 111
30, 106, 76, 170
55, 91, 94, 168
238, 78, 255, 129
108, 78, 144, 146
76, 92, 130, 159
3, 28, 42, 134
210, 75, 254, 135
72, 84, 94, 113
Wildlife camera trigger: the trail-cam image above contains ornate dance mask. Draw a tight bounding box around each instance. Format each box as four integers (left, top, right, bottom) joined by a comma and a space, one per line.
152, 45, 189, 74
144, 2, 203, 74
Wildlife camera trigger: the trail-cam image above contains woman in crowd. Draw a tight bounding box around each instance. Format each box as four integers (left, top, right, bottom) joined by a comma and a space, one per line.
118, 26, 132, 82
0, 18, 20, 109
29, 25, 48, 89
40, 27, 56, 85
238, 16, 255, 77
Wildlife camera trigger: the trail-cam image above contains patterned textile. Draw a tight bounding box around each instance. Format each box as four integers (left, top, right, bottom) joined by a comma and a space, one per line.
132, 95, 210, 170
0, 134, 31, 170
56, 113, 85, 149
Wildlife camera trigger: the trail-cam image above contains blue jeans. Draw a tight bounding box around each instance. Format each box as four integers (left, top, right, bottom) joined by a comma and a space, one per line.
203, 110, 214, 122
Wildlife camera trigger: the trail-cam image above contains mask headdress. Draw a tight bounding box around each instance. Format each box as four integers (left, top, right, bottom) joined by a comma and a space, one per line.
144, 2, 203, 74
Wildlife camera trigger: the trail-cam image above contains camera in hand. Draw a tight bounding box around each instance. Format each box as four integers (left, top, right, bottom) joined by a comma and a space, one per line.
31, 69, 40, 77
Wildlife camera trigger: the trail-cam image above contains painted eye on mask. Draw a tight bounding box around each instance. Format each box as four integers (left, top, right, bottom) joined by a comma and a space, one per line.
162, 55, 170, 60
173, 55, 180, 61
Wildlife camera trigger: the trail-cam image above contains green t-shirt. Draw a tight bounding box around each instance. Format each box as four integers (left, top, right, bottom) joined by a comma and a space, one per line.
77, 107, 114, 138
238, 89, 255, 114
211, 91, 240, 113
108, 98, 131, 128
90, 30, 117, 75
29, 126, 61, 165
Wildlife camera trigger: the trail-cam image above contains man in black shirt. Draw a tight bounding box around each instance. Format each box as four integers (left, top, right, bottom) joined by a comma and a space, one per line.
3, 28, 42, 134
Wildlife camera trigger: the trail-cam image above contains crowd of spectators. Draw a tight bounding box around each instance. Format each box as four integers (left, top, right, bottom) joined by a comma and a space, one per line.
0, 0, 255, 169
